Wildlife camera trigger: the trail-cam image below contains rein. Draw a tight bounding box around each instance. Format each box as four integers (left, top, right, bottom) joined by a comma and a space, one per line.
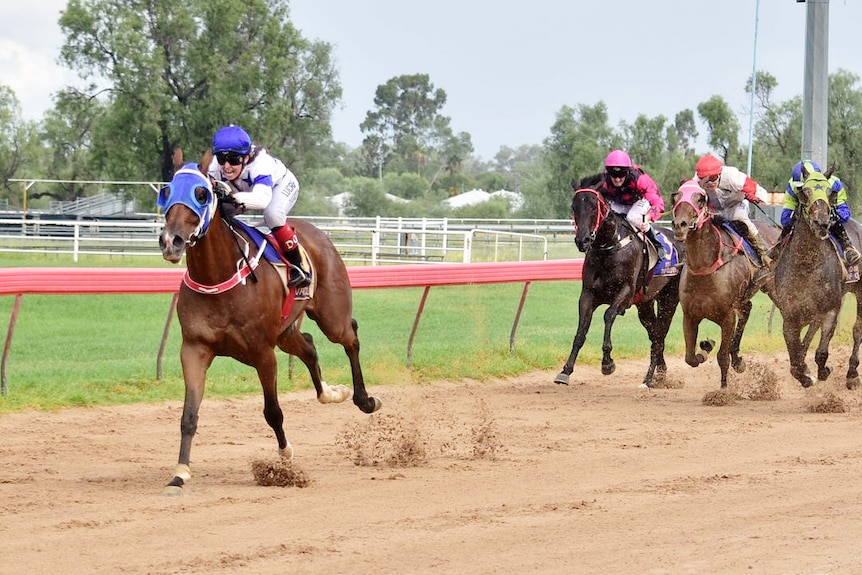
182, 208, 268, 295
572, 188, 638, 252
673, 192, 743, 276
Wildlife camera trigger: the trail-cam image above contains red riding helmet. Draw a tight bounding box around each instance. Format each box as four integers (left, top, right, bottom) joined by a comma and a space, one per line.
695, 155, 723, 179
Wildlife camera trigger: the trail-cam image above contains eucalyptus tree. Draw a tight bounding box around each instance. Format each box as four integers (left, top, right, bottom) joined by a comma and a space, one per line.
0, 87, 27, 194
58, 0, 341, 184
697, 95, 742, 166
541, 102, 616, 218
360, 74, 450, 177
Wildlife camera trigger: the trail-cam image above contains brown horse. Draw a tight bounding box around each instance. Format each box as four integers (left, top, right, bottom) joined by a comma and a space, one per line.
157, 161, 381, 493
771, 164, 862, 388
670, 179, 779, 388
555, 186, 683, 388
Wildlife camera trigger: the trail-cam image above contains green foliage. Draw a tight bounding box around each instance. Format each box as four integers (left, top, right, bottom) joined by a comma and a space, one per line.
57, 0, 340, 182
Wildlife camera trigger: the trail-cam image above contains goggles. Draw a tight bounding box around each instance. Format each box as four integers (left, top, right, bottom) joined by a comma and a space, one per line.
216, 151, 245, 166
607, 167, 628, 178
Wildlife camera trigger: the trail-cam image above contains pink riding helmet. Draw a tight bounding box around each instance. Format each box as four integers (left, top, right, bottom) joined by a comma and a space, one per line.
604, 150, 632, 168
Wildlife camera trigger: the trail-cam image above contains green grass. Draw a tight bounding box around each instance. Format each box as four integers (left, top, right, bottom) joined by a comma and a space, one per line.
1, 254, 858, 413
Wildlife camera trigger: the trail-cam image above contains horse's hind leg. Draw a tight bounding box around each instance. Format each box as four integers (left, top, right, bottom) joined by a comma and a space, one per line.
279, 319, 381, 413
340, 319, 381, 413
278, 328, 351, 405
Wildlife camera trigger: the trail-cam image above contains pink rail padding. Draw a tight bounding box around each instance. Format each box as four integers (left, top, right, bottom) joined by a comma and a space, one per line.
0, 260, 584, 394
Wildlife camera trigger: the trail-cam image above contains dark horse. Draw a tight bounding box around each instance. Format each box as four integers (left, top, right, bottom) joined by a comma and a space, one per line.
771, 164, 862, 388
157, 160, 381, 493
554, 185, 683, 387
670, 179, 780, 388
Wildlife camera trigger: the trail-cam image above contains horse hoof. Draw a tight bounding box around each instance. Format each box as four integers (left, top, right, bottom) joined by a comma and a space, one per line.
818, 367, 832, 381
554, 373, 570, 385
318, 382, 351, 404
369, 397, 383, 412
699, 339, 716, 353
695, 352, 707, 364
601, 362, 615, 376
801, 376, 814, 388
654, 365, 667, 382
162, 485, 185, 497
279, 444, 294, 461
847, 376, 861, 390
733, 358, 746, 373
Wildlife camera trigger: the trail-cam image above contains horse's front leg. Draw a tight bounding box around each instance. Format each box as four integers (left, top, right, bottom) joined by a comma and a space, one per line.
716, 316, 737, 388
729, 299, 753, 373
255, 348, 293, 458
164, 343, 214, 495
554, 291, 597, 385
600, 300, 626, 376
846, 293, 862, 389
784, 321, 813, 388
682, 313, 702, 368
814, 309, 840, 381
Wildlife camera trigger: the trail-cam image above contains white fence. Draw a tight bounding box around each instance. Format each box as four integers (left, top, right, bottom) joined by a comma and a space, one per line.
0, 216, 555, 264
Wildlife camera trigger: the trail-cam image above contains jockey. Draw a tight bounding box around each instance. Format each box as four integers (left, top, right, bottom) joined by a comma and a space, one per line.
207, 125, 310, 288
695, 154, 772, 266
780, 160, 860, 265
596, 149, 666, 258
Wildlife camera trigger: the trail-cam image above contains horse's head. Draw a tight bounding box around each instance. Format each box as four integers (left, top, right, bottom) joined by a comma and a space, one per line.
671, 179, 709, 242
157, 162, 217, 263
798, 162, 834, 240
571, 187, 608, 253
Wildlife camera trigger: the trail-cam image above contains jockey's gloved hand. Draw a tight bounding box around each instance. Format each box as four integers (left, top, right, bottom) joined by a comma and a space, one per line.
212, 180, 232, 198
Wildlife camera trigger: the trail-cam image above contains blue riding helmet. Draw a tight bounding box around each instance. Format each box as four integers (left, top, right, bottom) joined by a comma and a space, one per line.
212, 125, 252, 154
792, 160, 821, 182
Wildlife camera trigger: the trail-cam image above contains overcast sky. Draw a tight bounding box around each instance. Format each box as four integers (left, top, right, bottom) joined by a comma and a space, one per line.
4, 1, 862, 160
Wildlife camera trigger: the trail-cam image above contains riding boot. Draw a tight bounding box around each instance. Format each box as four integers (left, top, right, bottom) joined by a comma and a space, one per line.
831, 221, 861, 265
272, 225, 311, 288
644, 227, 666, 260
745, 229, 773, 267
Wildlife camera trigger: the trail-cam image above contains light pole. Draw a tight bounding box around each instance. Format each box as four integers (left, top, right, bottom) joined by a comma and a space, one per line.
800, 0, 829, 166
746, 0, 761, 175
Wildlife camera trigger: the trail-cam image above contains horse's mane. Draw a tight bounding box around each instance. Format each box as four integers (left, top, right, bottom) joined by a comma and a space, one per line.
572, 173, 603, 191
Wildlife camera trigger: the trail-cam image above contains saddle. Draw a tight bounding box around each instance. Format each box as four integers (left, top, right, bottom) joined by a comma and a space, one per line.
232, 220, 317, 309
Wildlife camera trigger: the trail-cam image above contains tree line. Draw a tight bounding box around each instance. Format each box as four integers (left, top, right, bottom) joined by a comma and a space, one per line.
2, 0, 862, 222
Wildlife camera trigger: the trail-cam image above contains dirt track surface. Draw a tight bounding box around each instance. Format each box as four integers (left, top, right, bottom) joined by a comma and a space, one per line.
4, 351, 862, 575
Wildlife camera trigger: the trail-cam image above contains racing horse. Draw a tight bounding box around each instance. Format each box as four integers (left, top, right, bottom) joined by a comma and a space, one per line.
771, 163, 862, 388
670, 179, 780, 388
554, 184, 683, 388
158, 158, 381, 493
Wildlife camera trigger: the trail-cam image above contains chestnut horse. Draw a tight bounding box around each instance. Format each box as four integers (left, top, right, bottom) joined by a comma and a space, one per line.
157, 161, 381, 493
670, 179, 779, 388
554, 186, 683, 388
771, 164, 862, 388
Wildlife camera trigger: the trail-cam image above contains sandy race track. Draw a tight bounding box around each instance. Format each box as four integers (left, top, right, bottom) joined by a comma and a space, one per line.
3, 350, 862, 575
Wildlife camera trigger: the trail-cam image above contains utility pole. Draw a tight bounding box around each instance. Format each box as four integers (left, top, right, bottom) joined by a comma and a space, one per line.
800, 0, 829, 166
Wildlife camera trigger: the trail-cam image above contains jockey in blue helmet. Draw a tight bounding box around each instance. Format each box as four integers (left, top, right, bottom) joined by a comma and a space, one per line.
207, 125, 310, 287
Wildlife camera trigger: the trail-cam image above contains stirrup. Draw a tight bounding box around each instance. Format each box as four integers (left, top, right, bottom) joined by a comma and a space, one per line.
287, 265, 310, 288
